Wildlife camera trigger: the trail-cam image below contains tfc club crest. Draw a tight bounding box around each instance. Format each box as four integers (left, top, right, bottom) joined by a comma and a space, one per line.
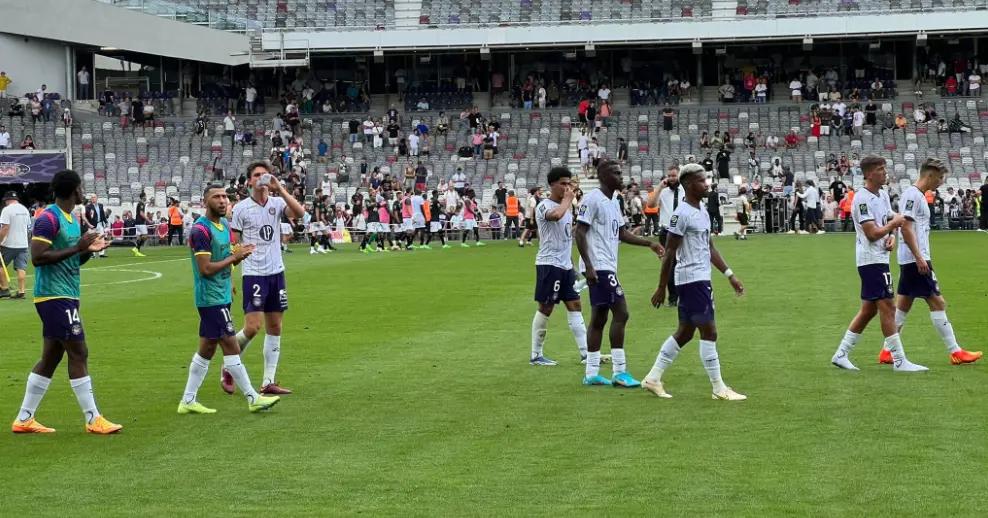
253, 296, 263, 308
268, 207, 276, 216
226, 321, 235, 333
70, 324, 82, 336
615, 286, 624, 296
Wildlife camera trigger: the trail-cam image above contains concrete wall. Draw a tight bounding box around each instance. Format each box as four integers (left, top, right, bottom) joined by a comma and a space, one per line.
0, 33, 68, 97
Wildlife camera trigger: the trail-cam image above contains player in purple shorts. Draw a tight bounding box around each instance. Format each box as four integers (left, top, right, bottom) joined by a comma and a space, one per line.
224, 161, 305, 395
644, 164, 747, 401
574, 161, 664, 387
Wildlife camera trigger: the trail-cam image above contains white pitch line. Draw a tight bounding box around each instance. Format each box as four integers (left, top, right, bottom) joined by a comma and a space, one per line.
21, 257, 187, 280
21, 269, 164, 292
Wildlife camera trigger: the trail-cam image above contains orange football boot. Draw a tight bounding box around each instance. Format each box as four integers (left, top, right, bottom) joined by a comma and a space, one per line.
12, 418, 55, 434
878, 348, 893, 365
950, 349, 983, 365
85, 416, 122, 435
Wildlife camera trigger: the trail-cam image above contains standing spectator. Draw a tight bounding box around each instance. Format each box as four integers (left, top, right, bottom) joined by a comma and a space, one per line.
537, 83, 547, 109
245, 84, 257, 114
969, 70, 982, 96
167, 198, 184, 245
707, 189, 722, 235
0, 71, 11, 98
617, 138, 628, 163
387, 119, 401, 147
718, 81, 735, 102
790, 77, 803, 102
716, 148, 731, 179
802, 180, 821, 234
0, 124, 9, 150
223, 111, 236, 145
980, 176, 988, 230
870, 78, 884, 99
61, 107, 72, 128
77, 66, 91, 100
598, 84, 611, 103
451, 167, 467, 195
84, 195, 110, 257
0, 191, 31, 299
821, 194, 839, 232
754, 78, 768, 103
494, 181, 507, 212
471, 129, 484, 158
662, 105, 675, 131
852, 108, 864, 136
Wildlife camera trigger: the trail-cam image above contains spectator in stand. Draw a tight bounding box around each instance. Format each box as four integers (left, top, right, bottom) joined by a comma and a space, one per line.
821, 193, 839, 231
387, 119, 401, 147
617, 138, 628, 163
969, 70, 982, 96
810, 114, 822, 138
894, 113, 908, 132
436, 111, 449, 135
29, 97, 42, 123
20, 135, 35, 150
699, 131, 710, 149
754, 78, 768, 103
471, 128, 484, 158
577, 98, 590, 125
716, 148, 731, 179
851, 108, 864, 136
662, 105, 675, 131
361, 117, 375, 144
0, 124, 9, 150
785, 130, 800, 149
744, 131, 756, 150
870, 78, 884, 99
110, 216, 124, 239
245, 84, 257, 114
598, 84, 611, 104
766, 133, 779, 151
711, 130, 724, 149
585, 101, 597, 133
719, 80, 735, 103
0, 71, 10, 98
76, 66, 91, 100
945, 75, 958, 96
742, 72, 756, 102
790, 77, 803, 102
537, 83, 547, 109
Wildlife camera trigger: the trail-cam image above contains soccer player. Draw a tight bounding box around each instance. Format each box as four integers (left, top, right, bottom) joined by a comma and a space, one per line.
410, 189, 428, 248
179, 184, 281, 414
425, 190, 449, 249
831, 156, 927, 372
530, 167, 590, 366
11, 169, 121, 434
575, 160, 664, 387
224, 161, 306, 395
877, 158, 982, 365
132, 191, 149, 257
644, 164, 747, 401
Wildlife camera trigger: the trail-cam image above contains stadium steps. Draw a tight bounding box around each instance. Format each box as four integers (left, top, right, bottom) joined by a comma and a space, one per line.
395, 0, 424, 27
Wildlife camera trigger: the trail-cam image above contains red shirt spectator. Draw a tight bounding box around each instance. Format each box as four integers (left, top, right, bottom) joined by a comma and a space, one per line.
945, 75, 958, 95
578, 99, 590, 117
111, 218, 124, 238
785, 131, 800, 148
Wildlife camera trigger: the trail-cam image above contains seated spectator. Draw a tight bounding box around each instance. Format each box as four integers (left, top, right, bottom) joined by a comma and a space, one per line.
790, 77, 803, 102
870, 78, 884, 98
949, 112, 972, 133
785, 130, 800, 149
765, 134, 779, 150
8, 102, 24, 118
416, 98, 430, 110
242, 132, 254, 147
317, 139, 328, 159
894, 113, 907, 131
436, 111, 449, 135
914, 107, 926, 124
719, 81, 735, 102
20, 135, 35, 150
945, 75, 958, 95
744, 132, 756, 149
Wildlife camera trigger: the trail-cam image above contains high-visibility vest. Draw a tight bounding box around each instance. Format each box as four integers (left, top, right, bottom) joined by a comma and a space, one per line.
643, 204, 658, 215
506, 196, 519, 217
422, 199, 432, 221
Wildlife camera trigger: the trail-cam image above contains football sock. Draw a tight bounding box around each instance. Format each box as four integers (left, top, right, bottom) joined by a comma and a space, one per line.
566, 311, 588, 358
646, 336, 681, 382
884, 333, 907, 363
262, 335, 281, 386
930, 311, 961, 353
223, 355, 260, 404
183, 354, 210, 404
611, 348, 627, 375
836, 329, 861, 356
531, 311, 549, 359
699, 340, 727, 392
70, 376, 100, 424
894, 308, 908, 333
473, 228, 481, 242
585, 351, 601, 378
309, 235, 318, 248
17, 373, 51, 422
236, 330, 253, 351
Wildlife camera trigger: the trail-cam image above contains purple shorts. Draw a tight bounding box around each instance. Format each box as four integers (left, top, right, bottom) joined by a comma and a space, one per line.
897, 261, 941, 299
858, 263, 894, 301
242, 272, 289, 314
677, 281, 716, 325
198, 304, 236, 339
35, 298, 85, 341
534, 265, 579, 305
587, 270, 625, 307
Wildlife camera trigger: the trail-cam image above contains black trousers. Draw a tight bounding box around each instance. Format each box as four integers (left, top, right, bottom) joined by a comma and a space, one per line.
504, 216, 520, 239
658, 228, 678, 303
708, 210, 723, 234
168, 224, 184, 245
644, 213, 659, 236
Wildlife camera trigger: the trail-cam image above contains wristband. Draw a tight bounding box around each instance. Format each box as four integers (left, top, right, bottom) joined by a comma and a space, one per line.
723, 268, 734, 278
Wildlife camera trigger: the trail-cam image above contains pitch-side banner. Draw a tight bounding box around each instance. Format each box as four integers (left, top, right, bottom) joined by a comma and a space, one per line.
0, 152, 68, 185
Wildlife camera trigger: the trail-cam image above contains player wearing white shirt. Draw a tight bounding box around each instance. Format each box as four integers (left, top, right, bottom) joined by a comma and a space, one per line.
530, 168, 591, 366
644, 164, 747, 400
0, 191, 31, 298
224, 161, 306, 395
518, 188, 540, 246
410, 190, 428, 247
877, 159, 982, 365
831, 156, 927, 372
575, 161, 664, 387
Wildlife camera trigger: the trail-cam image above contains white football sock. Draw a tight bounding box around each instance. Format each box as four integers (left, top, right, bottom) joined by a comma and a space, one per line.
262, 335, 282, 386
585, 351, 601, 378
223, 355, 260, 404
884, 333, 907, 362
894, 308, 908, 333
836, 330, 861, 356
182, 354, 210, 404
567, 311, 588, 358
699, 340, 727, 392
930, 311, 961, 353
17, 373, 51, 422
646, 336, 681, 382
531, 311, 549, 359
236, 330, 253, 351
70, 376, 100, 424
611, 348, 627, 375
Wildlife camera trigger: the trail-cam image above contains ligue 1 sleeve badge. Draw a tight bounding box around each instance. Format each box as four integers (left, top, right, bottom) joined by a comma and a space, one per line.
858, 203, 869, 215
670, 215, 679, 227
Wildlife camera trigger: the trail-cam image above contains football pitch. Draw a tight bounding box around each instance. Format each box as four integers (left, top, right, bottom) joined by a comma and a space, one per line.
1, 233, 987, 516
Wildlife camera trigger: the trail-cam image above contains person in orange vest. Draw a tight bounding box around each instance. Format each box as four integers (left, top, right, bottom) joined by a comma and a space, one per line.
167, 198, 185, 245
839, 189, 855, 232
504, 190, 520, 240
643, 199, 659, 236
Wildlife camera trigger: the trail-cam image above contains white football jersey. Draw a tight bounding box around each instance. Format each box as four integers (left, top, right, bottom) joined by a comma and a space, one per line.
576, 189, 624, 273
852, 187, 892, 267
668, 202, 712, 285
535, 198, 573, 270
897, 185, 931, 265
232, 195, 288, 276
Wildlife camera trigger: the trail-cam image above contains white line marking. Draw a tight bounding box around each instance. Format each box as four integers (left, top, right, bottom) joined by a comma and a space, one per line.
22, 269, 164, 292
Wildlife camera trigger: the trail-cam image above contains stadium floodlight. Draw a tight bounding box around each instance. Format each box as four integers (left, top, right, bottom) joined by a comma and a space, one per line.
692, 40, 702, 55
803, 37, 813, 51
917, 32, 928, 46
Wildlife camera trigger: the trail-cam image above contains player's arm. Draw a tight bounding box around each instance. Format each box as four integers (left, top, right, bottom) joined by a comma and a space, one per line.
573, 221, 596, 285
619, 226, 664, 257
31, 227, 101, 267
194, 246, 253, 277
646, 179, 667, 209
268, 176, 305, 218
0, 223, 9, 244
899, 200, 928, 273
710, 238, 744, 296
859, 215, 903, 242
544, 187, 574, 221
651, 232, 681, 307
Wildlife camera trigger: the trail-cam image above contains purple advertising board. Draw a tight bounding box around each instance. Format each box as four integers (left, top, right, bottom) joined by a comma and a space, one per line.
0, 152, 68, 185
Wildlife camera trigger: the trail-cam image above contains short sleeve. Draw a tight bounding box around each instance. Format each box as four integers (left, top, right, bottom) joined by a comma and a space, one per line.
667, 209, 689, 237
31, 211, 58, 243
274, 196, 288, 218
189, 224, 212, 255
0, 207, 10, 225
230, 203, 245, 232
576, 194, 597, 226
900, 192, 920, 221
856, 197, 875, 224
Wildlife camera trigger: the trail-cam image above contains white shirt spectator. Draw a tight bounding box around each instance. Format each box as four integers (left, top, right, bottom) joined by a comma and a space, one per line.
969, 73, 981, 91
0, 201, 31, 248
853, 111, 865, 127
789, 80, 803, 96
0, 129, 10, 149
834, 102, 847, 117
658, 183, 687, 228
755, 83, 767, 98
598, 87, 611, 101
245, 87, 257, 103
913, 109, 926, 123
77, 69, 89, 86
224, 115, 235, 131
409, 133, 420, 150
452, 171, 466, 189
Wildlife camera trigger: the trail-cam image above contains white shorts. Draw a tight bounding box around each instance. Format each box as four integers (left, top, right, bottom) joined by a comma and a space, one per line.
309, 222, 324, 233
402, 218, 413, 231
412, 215, 426, 229
281, 223, 293, 236
430, 221, 443, 233
462, 219, 477, 230
367, 222, 387, 233
135, 224, 148, 236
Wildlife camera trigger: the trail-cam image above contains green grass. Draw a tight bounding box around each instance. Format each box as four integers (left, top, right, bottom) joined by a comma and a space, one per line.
1, 233, 987, 516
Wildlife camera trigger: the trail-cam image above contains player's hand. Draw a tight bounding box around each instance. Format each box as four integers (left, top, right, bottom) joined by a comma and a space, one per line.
884, 235, 895, 251
267, 176, 284, 194
562, 185, 575, 202
649, 241, 665, 258
916, 257, 930, 275
651, 287, 666, 308
889, 213, 906, 228
729, 275, 745, 296
234, 243, 256, 263
76, 232, 99, 253
87, 234, 109, 252
584, 270, 598, 286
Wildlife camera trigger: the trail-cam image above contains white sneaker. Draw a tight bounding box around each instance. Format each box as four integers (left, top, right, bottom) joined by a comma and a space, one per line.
712, 387, 747, 401
831, 351, 860, 371
642, 378, 672, 398
786, 230, 796, 234
893, 359, 929, 372
817, 230, 826, 235
318, 247, 329, 254
310, 248, 317, 255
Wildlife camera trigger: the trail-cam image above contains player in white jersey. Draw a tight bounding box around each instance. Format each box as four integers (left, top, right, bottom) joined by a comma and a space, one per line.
530, 167, 592, 367
410, 190, 428, 248
831, 156, 927, 372
575, 161, 664, 387
223, 161, 306, 395
644, 164, 747, 401
877, 158, 982, 365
